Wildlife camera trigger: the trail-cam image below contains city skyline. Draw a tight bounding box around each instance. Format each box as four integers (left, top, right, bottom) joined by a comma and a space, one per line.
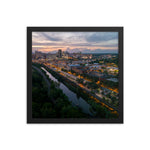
32, 32, 118, 54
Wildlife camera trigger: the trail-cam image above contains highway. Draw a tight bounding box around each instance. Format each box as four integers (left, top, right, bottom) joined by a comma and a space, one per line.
45, 65, 118, 112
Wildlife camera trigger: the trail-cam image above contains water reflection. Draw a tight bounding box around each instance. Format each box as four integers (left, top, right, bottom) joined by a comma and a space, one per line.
41, 67, 93, 116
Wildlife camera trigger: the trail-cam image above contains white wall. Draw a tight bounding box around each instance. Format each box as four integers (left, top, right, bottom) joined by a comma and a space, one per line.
0, 0, 150, 150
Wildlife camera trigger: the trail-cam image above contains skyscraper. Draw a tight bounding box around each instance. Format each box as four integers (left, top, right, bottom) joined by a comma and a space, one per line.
58, 49, 62, 58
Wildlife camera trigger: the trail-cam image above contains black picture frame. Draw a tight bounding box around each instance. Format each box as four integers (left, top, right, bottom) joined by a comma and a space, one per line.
27, 27, 123, 123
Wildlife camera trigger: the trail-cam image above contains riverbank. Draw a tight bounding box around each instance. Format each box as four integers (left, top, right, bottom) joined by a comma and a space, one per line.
40, 66, 94, 116
32, 65, 89, 118
33, 63, 119, 118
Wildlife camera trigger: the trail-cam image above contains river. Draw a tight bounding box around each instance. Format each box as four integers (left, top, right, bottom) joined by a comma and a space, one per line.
41, 67, 93, 116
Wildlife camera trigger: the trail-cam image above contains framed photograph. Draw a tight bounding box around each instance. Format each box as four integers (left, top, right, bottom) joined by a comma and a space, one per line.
27, 27, 123, 123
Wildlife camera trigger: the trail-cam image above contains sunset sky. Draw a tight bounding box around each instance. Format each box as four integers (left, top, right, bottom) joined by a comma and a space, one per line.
32, 32, 118, 53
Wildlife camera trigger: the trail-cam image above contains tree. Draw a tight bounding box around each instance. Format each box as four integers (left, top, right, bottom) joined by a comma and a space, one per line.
41, 103, 56, 118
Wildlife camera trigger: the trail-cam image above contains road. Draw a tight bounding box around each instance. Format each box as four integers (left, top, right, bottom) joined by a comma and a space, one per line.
59, 69, 118, 111
45, 65, 118, 112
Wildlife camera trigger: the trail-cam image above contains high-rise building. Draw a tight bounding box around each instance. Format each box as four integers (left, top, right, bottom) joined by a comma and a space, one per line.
58, 49, 62, 58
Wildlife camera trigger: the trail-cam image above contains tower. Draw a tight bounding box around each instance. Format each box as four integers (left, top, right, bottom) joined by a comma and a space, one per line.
58, 49, 62, 58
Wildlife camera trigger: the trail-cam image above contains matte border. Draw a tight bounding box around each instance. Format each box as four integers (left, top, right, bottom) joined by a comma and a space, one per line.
27, 27, 123, 123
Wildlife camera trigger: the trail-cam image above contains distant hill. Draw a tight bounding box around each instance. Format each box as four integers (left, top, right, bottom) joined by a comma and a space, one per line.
48, 48, 118, 54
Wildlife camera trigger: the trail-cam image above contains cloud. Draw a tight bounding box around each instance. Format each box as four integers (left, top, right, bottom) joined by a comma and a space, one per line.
85, 32, 118, 43
32, 42, 60, 46
41, 33, 62, 41
32, 32, 118, 54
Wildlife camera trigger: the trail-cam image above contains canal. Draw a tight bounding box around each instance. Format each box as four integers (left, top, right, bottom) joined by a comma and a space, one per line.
41, 67, 93, 116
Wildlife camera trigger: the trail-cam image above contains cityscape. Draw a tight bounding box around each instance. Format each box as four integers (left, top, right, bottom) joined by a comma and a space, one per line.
32, 32, 119, 118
